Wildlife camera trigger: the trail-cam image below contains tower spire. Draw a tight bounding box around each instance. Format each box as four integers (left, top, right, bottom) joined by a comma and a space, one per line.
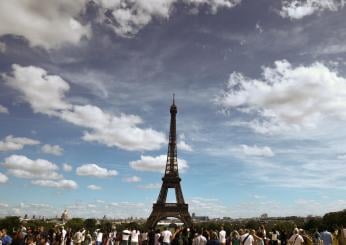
166, 95, 178, 176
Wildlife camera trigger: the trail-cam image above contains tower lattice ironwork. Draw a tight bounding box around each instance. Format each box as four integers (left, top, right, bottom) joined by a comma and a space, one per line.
146, 96, 192, 229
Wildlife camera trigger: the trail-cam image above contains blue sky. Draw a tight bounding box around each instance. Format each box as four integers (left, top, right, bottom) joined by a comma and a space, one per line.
1, 0, 346, 219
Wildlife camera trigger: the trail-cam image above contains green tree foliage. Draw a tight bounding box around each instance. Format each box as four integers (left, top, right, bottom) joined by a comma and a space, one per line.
323, 210, 346, 231
84, 219, 97, 232
66, 218, 84, 232
0, 216, 21, 233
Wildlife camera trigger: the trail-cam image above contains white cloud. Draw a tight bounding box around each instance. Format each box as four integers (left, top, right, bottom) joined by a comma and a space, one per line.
137, 183, 161, 189
0, 203, 9, 208
0, 135, 40, 152
0, 104, 9, 113
3, 64, 71, 115
60, 104, 166, 151
3, 64, 166, 151
129, 155, 189, 173
216, 60, 346, 135
2, 155, 62, 180
41, 144, 64, 156
0, 42, 6, 53
280, 0, 345, 19
63, 163, 73, 172
32, 179, 78, 189
87, 184, 102, 190
123, 176, 141, 183
178, 140, 193, 152
76, 163, 118, 178
0, 172, 8, 183
96, 0, 241, 37
241, 144, 274, 157
0, 0, 90, 49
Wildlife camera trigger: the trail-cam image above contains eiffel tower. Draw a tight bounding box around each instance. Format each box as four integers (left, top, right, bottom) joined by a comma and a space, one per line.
146, 96, 192, 229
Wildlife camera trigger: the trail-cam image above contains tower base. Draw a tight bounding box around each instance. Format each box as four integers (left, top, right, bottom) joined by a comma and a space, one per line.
146, 203, 192, 229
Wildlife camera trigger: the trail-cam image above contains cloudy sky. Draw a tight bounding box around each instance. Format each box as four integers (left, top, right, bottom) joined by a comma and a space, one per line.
1, 0, 346, 219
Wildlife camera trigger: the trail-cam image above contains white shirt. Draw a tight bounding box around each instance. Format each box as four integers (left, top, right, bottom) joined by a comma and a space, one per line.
155, 233, 161, 245
131, 230, 140, 242
161, 230, 172, 243
62, 229, 67, 240
122, 230, 131, 241
96, 232, 103, 242
219, 230, 226, 243
193, 235, 207, 245
240, 233, 254, 245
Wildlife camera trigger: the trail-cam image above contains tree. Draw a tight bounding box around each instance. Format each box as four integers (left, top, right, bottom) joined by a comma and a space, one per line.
84, 219, 97, 232
0, 216, 21, 233
66, 218, 84, 232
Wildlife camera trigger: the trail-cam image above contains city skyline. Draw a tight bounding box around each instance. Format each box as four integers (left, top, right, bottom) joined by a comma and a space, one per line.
1, 0, 346, 219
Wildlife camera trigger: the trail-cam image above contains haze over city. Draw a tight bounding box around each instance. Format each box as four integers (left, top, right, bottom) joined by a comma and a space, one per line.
1, 0, 346, 219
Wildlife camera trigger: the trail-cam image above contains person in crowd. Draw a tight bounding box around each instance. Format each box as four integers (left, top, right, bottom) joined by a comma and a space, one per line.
332, 230, 339, 245
192, 229, 207, 245
148, 229, 155, 245
338, 227, 346, 245
288, 228, 304, 245
240, 229, 254, 245
207, 231, 220, 245
141, 230, 148, 245
312, 229, 321, 245
270, 229, 279, 245
219, 227, 226, 245
321, 229, 333, 245
154, 229, 161, 245
300, 230, 312, 245
231, 230, 240, 245
131, 229, 140, 245
250, 229, 263, 245
96, 230, 103, 245
1, 229, 13, 245
161, 228, 172, 245
121, 229, 131, 245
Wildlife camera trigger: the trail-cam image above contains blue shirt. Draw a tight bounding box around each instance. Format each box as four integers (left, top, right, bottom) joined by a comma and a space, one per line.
320, 231, 332, 245
2, 235, 12, 245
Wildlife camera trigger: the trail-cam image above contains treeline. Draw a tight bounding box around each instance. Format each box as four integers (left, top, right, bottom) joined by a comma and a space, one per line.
1, 209, 346, 234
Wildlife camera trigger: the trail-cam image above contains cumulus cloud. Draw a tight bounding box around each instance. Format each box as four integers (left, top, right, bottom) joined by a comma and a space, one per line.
60, 104, 166, 151
32, 179, 78, 189
241, 145, 274, 157
2, 155, 62, 180
280, 0, 345, 19
3, 64, 166, 151
76, 164, 118, 178
216, 60, 346, 135
123, 176, 141, 183
63, 163, 73, 172
177, 134, 193, 152
0, 0, 90, 49
87, 184, 102, 190
0, 172, 8, 183
41, 144, 64, 156
96, 0, 241, 37
3, 65, 71, 115
0, 135, 40, 152
0, 104, 9, 113
129, 155, 189, 173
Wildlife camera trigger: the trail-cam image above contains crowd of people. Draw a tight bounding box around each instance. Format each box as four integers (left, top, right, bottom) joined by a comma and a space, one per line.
2, 224, 346, 245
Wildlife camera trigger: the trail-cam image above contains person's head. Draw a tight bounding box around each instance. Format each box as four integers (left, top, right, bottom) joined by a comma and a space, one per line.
250, 230, 256, 236
2, 228, 7, 235
293, 228, 299, 235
